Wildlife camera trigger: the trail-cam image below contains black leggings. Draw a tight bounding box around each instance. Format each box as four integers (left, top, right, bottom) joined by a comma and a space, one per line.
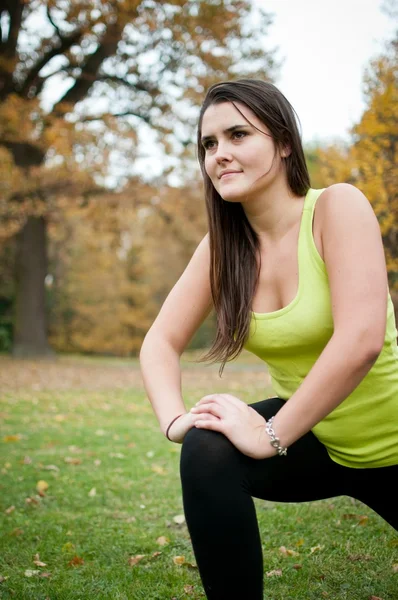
179, 398, 398, 600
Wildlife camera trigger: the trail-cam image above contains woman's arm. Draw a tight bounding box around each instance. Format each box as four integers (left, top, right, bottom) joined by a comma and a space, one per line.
271, 183, 388, 449
140, 234, 213, 438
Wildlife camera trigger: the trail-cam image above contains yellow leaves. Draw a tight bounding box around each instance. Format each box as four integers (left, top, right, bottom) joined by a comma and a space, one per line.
88, 487, 97, 497
36, 480, 49, 495
5, 506, 15, 515
3, 434, 21, 442
309, 545, 324, 554
172, 556, 197, 568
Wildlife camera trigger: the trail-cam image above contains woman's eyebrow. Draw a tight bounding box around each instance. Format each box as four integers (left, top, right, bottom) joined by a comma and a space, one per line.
201, 124, 251, 144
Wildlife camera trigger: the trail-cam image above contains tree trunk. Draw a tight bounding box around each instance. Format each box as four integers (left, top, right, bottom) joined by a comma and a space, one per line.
13, 216, 55, 357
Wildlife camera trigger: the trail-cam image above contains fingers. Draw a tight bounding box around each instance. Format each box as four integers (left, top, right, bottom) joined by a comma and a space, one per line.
191, 402, 223, 418
194, 416, 223, 432
197, 393, 244, 408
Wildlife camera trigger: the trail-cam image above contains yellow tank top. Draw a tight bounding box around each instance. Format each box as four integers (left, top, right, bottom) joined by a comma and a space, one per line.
243, 187, 398, 468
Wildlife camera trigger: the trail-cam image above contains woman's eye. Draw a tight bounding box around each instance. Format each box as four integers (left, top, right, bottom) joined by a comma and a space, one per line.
232, 131, 246, 140
203, 140, 216, 150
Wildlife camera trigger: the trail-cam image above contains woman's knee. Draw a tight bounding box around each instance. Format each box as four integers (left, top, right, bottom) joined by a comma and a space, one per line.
180, 426, 240, 482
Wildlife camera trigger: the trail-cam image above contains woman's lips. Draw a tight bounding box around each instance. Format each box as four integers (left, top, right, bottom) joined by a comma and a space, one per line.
220, 171, 242, 179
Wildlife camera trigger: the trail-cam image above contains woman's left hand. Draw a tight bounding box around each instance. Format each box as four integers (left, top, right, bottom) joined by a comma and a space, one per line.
190, 393, 277, 459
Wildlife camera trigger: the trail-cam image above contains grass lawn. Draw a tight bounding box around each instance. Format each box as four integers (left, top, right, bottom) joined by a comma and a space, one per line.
0, 352, 397, 600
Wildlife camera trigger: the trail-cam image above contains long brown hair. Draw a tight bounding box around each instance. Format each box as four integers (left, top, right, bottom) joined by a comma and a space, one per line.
197, 79, 310, 375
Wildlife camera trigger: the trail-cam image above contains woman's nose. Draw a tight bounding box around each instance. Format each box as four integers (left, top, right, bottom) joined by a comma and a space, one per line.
215, 144, 233, 163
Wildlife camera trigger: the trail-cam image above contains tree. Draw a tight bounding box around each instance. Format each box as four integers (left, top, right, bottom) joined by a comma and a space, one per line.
0, 0, 278, 357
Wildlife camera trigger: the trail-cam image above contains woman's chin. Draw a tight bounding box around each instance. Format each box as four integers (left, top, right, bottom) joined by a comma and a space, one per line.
219, 189, 246, 203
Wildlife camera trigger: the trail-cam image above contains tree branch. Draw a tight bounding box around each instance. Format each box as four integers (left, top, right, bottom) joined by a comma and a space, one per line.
0, 0, 24, 99
53, 22, 122, 114
19, 28, 84, 98
77, 111, 151, 125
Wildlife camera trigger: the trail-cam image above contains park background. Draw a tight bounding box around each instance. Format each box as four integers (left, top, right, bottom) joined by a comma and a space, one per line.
1, 1, 398, 599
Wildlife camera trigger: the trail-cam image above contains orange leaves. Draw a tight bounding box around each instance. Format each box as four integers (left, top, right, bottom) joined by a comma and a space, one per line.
68, 556, 84, 568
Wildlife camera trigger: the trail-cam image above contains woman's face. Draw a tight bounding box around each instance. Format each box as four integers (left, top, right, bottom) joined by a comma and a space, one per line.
201, 101, 284, 203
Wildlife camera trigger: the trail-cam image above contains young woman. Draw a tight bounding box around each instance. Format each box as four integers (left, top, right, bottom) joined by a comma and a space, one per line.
139, 79, 398, 600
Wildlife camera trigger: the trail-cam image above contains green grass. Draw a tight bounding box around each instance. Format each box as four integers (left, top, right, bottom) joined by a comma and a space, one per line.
0, 354, 397, 599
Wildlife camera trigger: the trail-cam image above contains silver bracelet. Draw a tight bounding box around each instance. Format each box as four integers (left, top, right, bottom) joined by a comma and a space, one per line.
265, 416, 287, 456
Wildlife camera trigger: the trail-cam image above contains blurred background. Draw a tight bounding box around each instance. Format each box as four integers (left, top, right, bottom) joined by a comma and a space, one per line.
0, 0, 397, 360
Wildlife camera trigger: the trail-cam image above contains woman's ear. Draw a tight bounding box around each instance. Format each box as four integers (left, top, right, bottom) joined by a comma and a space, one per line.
280, 145, 291, 158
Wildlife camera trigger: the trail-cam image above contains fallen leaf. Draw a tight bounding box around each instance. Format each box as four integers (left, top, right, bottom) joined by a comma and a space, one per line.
369, 596, 384, 600
173, 556, 186, 565
88, 487, 96, 497
62, 542, 75, 553
310, 545, 324, 554
3, 434, 21, 442
184, 585, 195, 594
156, 536, 169, 546
128, 554, 146, 566
173, 514, 185, 525
42, 464, 59, 471
10, 528, 24, 536
348, 554, 373, 561
292, 564, 302, 570
33, 553, 47, 567
5, 506, 15, 514
151, 464, 167, 475
295, 538, 305, 547
64, 457, 81, 465
266, 569, 282, 577
68, 556, 84, 567
54, 414, 66, 422
0, 575, 9, 582
25, 569, 40, 577
392, 563, 398, 573
279, 546, 299, 557
25, 496, 40, 505
36, 480, 49, 494
358, 515, 369, 526
39, 572, 51, 578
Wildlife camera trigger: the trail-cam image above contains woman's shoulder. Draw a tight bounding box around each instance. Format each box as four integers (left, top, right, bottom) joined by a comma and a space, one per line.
315, 183, 376, 225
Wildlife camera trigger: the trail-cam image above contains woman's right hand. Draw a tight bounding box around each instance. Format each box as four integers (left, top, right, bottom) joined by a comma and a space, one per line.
167, 410, 219, 443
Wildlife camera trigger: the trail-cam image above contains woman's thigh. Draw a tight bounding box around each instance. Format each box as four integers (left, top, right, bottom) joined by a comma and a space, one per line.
241, 398, 349, 503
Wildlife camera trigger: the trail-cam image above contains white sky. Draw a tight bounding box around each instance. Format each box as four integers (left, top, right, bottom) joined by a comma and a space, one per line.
258, 0, 396, 143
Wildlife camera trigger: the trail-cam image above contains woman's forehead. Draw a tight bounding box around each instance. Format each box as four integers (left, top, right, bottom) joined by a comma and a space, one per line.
201, 101, 265, 136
